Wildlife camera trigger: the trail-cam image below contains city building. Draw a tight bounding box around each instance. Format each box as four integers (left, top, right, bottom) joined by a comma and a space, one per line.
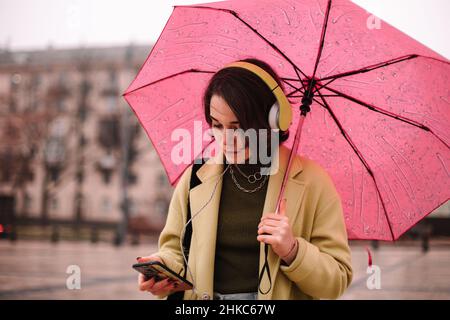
0, 44, 173, 242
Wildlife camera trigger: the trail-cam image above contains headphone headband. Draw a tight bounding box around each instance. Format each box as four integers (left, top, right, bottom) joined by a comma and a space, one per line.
222, 61, 292, 131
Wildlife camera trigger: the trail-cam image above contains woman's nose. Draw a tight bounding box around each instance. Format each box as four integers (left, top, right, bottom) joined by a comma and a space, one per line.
222, 128, 238, 149
225, 133, 247, 152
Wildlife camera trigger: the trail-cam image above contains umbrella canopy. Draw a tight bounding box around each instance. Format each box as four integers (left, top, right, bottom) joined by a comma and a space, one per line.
123, 0, 450, 240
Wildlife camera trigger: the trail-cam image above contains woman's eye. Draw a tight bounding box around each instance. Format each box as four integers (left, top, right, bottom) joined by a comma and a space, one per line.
213, 124, 222, 129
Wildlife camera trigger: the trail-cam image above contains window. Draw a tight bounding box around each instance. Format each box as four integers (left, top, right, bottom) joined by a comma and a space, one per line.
51, 197, 58, 210
101, 197, 112, 214
106, 95, 117, 113
128, 198, 137, 216
97, 116, 120, 149
24, 194, 32, 212
97, 153, 116, 184
45, 137, 66, 164
50, 118, 67, 137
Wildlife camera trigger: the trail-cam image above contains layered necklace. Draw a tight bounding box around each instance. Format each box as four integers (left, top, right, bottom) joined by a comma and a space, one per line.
229, 162, 269, 193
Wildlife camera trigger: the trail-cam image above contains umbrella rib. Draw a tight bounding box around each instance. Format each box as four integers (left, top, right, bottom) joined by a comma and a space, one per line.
228, 9, 309, 80
283, 79, 305, 97
183, 5, 309, 90
127, 5, 312, 96
313, 78, 337, 93
321, 54, 450, 81
319, 54, 420, 81
282, 77, 305, 82
290, 94, 339, 98
309, 94, 340, 97
288, 78, 336, 96
123, 69, 215, 96
227, 9, 309, 91
294, 67, 308, 92
319, 85, 449, 149
311, 0, 332, 80
315, 90, 396, 240
281, 77, 306, 93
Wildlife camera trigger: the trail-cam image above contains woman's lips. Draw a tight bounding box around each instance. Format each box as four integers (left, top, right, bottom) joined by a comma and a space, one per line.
225, 146, 246, 153
224, 143, 248, 153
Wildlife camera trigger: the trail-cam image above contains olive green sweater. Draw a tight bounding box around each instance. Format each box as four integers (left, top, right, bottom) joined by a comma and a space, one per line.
213, 161, 270, 294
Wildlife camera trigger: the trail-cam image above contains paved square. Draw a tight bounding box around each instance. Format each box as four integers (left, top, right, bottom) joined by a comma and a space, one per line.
0, 240, 449, 299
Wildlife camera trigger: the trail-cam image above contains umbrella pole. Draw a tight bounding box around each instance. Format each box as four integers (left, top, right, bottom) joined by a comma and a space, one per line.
259, 82, 315, 294
274, 113, 306, 214
258, 96, 312, 294
274, 82, 314, 214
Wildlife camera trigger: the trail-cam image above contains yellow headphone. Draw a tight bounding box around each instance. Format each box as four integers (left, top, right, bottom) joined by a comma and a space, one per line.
221, 61, 293, 131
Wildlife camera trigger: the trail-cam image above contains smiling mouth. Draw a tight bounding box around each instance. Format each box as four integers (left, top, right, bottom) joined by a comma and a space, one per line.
225, 142, 249, 153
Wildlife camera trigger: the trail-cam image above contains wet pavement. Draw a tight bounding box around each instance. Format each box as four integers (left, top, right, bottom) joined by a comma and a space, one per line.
0, 240, 449, 299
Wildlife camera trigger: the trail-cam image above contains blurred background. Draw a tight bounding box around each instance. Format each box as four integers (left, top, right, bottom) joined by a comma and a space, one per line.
0, 0, 449, 299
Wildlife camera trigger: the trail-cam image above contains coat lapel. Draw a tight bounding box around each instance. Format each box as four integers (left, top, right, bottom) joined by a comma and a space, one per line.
188, 151, 226, 298
188, 145, 305, 299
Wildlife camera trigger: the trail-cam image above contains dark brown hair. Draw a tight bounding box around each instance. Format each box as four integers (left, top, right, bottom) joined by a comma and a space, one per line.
203, 58, 289, 144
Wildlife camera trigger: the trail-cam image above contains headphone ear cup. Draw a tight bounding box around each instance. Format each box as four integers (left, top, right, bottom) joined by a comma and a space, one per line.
268, 102, 280, 130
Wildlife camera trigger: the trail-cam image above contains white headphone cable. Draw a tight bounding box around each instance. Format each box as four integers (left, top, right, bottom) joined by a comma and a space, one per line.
179, 162, 231, 296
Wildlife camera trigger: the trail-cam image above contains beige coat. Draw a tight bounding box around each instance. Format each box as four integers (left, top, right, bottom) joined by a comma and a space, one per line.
155, 144, 352, 300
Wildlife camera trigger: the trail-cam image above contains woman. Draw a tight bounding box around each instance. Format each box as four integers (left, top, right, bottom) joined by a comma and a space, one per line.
137, 58, 353, 300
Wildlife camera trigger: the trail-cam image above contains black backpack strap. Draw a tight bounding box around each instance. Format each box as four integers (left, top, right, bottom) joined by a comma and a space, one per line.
167, 158, 207, 300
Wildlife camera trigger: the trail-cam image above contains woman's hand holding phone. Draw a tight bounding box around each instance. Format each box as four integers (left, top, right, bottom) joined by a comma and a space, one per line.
136, 255, 185, 296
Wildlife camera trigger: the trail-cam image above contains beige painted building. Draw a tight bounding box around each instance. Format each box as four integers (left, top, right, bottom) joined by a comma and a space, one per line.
0, 45, 173, 232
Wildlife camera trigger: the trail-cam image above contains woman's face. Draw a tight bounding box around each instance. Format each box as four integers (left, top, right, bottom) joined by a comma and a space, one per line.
210, 94, 250, 163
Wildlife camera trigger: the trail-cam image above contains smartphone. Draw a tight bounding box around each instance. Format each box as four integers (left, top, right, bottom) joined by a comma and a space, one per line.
133, 261, 193, 291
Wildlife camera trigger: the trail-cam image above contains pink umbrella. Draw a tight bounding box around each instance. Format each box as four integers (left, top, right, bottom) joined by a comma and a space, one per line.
123, 0, 450, 240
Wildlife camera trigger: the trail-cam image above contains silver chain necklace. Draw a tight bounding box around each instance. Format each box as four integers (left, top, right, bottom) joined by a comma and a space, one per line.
229, 165, 268, 193
233, 164, 264, 183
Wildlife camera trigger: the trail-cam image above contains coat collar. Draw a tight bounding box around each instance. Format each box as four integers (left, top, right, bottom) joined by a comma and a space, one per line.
187, 144, 305, 300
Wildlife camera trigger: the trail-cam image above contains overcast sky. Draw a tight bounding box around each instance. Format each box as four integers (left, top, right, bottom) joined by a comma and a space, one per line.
0, 0, 448, 58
